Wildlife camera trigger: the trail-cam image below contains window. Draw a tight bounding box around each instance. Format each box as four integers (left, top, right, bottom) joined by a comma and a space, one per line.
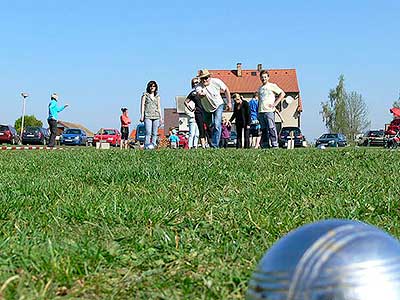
25, 127, 40, 134
65, 129, 81, 134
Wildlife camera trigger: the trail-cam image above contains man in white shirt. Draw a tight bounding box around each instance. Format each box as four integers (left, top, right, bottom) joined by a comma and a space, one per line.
198, 69, 232, 148
258, 70, 286, 148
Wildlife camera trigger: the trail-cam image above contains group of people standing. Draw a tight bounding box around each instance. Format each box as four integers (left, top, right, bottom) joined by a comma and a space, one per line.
46, 69, 285, 150
183, 69, 286, 149
183, 69, 232, 149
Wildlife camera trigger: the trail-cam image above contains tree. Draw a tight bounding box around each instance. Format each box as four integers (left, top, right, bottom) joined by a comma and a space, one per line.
14, 115, 43, 133
345, 91, 370, 141
320, 75, 347, 134
320, 75, 370, 141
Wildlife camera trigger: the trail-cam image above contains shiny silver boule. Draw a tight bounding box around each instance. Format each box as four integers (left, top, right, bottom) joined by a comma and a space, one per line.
246, 219, 400, 300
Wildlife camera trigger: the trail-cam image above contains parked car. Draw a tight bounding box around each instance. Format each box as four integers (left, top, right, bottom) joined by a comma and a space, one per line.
86, 136, 94, 147
0, 124, 20, 145
316, 133, 347, 147
60, 128, 88, 146
360, 130, 385, 146
93, 128, 121, 147
278, 126, 306, 148
21, 126, 49, 145
227, 131, 237, 147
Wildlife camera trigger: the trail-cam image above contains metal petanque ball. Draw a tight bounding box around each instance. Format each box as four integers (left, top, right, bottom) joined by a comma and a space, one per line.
246, 219, 400, 300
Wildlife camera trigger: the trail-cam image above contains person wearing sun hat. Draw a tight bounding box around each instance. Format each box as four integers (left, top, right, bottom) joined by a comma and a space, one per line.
47, 93, 69, 147
197, 69, 232, 148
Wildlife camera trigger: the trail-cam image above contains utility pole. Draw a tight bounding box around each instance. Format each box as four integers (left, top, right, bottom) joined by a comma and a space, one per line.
20, 92, 29, 140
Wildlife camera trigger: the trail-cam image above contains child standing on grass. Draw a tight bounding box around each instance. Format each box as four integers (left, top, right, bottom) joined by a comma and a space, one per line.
220, 116, 231, 148
169, 129, 180, 149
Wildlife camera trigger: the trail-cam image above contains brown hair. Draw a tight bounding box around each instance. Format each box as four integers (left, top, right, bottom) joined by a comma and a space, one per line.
191, 77, 200, 88
260, 70, 270, 77
146, 81, 158, 95
233, 93, 241, 100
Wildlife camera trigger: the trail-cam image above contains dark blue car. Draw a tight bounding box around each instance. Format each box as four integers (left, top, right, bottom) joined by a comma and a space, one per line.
61, 128, 87, 146
316, 133, 347, 147
279, 127, 306, 148
21, 126, 49, 145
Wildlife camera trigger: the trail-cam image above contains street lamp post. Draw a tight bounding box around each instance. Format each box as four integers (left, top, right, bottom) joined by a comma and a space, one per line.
20, 92, 29, 140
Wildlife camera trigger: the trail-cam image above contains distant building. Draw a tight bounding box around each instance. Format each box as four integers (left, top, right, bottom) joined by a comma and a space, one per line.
164, 108, 180, 135
165, 63, 303, 133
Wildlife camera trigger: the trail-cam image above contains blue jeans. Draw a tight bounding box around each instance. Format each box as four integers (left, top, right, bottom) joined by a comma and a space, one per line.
210, 104, 224, 148
188, 118, 199, 148
144, 118, 160, 148
258, 112, 278, 148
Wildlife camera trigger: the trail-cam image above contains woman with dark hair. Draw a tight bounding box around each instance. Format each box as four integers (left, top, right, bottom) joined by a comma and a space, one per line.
120, 107, 131, 149
140, 81, 162, 149
184, 77, 207, 148
229, 93, 251, 148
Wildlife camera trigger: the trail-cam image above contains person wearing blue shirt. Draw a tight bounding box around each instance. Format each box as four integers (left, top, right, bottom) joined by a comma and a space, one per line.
249, 92, 261, 148
47, 93, 69, 147
168, 129, 180, 149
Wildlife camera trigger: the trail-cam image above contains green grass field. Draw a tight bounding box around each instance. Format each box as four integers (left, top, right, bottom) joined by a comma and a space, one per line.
1, 147, 400, 299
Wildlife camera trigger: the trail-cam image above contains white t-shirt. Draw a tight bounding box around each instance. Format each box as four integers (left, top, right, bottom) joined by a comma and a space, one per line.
200, 78, 227, 112
258, 82, 284, 113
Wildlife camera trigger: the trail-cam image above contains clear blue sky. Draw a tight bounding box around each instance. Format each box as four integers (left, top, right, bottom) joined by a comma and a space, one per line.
1, 0, 399, 140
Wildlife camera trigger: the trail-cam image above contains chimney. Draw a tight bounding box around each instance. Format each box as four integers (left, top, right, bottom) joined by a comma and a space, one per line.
237, 63, 242, 77
257, 64, 262, 72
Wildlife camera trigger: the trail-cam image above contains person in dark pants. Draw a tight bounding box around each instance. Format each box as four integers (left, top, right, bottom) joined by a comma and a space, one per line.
257, 70, 285, 148
184, 77, 207, 148
47, 93, 68, 147
229, 93, 251, 148
120, 107, 131, 149
197, 69, 232, 148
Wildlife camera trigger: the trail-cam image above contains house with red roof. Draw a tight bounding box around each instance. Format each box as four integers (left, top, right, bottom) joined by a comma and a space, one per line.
164, 63, 302, 134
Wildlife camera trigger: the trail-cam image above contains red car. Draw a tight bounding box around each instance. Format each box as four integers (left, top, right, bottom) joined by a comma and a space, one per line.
93, 128, 121, 147
0, 124, 20, 145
